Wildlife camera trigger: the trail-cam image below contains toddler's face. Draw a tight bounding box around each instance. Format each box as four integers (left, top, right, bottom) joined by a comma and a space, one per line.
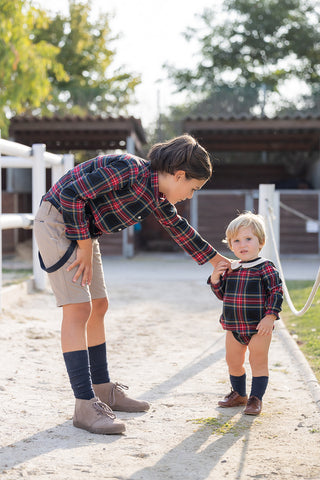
229, 226, 263, 262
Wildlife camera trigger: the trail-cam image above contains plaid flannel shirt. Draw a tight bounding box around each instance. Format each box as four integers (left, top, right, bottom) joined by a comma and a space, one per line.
208, 258, 283, 334
43, 153, 216, 265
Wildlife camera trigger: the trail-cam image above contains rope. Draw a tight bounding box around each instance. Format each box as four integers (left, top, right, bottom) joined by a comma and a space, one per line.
279, 201, 320, 225
266, 204, 320, 316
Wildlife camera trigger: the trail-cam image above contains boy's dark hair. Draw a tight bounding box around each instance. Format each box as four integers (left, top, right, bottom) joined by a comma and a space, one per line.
148, 134, 213, 180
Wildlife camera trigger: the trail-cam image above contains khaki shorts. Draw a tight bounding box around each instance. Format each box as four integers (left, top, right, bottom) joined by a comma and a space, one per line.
34, 201, 107, 307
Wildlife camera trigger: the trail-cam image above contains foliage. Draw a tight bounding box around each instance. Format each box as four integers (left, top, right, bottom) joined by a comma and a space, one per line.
0, 0, 66, 135
282, 280, 320, 382
165, 0, 320, 116
33, 0, 140, 116
152, 84, 260, 142
0, 0, 141, 136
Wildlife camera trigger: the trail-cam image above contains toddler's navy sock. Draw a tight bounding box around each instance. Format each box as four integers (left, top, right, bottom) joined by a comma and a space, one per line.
230, 373, 246, 397
250, 376, 269, 400
88, 342, 110, 384
63, 349, 95, 400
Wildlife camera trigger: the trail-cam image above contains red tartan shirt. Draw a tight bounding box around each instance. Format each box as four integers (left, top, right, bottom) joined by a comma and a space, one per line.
207, 257, 283, 334
43, 153, 217, 265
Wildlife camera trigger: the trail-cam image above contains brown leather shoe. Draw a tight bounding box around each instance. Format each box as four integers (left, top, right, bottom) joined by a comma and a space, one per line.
218, 390, 248, 408
243, 395, 262, 415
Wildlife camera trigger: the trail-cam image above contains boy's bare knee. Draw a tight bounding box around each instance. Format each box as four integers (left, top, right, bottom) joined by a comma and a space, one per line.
63, 302, 92, 322
91, 297, 108, 316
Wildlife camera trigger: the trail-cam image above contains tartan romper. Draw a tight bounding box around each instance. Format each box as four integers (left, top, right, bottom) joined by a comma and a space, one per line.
208, 257, 283, 345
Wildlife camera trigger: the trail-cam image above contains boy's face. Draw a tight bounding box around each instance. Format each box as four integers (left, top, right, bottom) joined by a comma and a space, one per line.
161, 171, 206, 205
229, 226, 263, 262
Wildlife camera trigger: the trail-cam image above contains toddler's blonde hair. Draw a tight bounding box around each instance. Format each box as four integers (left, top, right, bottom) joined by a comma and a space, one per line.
225, 212, 266, 250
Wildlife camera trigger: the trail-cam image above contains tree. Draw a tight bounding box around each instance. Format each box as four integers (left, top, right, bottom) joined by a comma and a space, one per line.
0, 0, 141, 137
33, 0, 141, 116
165, 0, 320, 116
0, 0, 66, 136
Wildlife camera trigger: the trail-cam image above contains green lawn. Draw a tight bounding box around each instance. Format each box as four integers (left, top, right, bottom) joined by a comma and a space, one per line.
281, 281, 320, 382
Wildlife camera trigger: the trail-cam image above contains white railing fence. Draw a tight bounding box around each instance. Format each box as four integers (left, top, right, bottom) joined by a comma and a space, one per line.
0, 135, 74, 310
1, 153, 320, 316
259, 184, 320, 316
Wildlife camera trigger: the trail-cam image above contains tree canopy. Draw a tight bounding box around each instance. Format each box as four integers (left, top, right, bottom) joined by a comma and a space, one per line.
0, 0, 66, 135
0, 0, 140, 137
165, 0, 320, 117
33, 1, 140, 116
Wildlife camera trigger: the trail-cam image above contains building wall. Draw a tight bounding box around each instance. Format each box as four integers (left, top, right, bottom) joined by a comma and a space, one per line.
3, 190, 319, 257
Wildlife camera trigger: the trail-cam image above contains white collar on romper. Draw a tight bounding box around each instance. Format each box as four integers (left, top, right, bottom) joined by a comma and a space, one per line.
231, 257, 268, 271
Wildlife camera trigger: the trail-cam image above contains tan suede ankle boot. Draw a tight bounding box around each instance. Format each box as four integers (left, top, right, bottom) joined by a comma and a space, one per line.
93, 382, 150, 412
73, 397, 126, 434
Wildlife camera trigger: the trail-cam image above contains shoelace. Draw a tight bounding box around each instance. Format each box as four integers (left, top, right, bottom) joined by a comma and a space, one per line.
246, 396, 260, 408
93, 400, 116, 419
109, 382, 129, 405
227, 390, 238, 399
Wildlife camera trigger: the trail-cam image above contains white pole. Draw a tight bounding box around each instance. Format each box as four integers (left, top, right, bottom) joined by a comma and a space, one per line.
62, 153, 74, 174
52, 163, 64, 186
32, 144, 47, 290
52, 153, 74, 185
258, 184, 280, 266
190, 192, 198, 231
0, 130, 2, 311
123, 136, 135, 258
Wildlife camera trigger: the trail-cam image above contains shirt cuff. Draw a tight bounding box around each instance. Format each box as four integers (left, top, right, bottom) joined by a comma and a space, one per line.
265, 309, 281, 320
206, 275, 221, 288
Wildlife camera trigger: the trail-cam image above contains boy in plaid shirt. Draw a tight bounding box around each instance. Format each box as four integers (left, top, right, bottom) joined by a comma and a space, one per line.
208, 212, 283, 415
34, 134, 230, 435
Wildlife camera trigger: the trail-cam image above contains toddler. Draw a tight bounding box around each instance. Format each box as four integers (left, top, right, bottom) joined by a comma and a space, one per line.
207, 212, 283, 415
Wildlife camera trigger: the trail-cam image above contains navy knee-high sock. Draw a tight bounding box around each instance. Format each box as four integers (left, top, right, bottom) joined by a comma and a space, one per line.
63, 349, 95, 400
250, 376, 269, 400
230, 373, 246, 396
88, 342, 110, 384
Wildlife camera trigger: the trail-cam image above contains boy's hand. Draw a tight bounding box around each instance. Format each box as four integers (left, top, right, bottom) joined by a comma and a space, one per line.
256, 314, 276, 336
210, 261, 229, 284
67, 238, 93, 286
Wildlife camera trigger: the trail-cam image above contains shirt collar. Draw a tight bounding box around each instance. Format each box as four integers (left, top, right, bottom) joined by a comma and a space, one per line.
231, 257, 267, 270
150, 168, 166, 205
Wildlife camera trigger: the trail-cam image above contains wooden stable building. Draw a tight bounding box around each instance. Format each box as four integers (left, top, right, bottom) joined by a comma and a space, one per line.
137, 114, 320, 255
5, 115, 146, 256
5, 113, 320, 256
183, 114, 320, 255
9, 114, 146, 155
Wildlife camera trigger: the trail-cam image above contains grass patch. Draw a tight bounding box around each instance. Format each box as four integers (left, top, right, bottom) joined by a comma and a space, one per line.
281, 280, 320, 382
2, 268, 32, 286
189, 415, 249, 436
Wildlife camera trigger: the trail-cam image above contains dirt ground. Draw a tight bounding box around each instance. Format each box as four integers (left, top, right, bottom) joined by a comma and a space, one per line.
0, 254, 320, 480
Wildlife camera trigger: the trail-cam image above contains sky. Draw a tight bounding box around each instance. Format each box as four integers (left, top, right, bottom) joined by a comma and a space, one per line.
33, 0, 223, 127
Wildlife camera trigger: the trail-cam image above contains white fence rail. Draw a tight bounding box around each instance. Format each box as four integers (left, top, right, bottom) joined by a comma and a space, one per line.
1, 213, 34, 230
0, 136, 74, 311
190, 187, 320, 257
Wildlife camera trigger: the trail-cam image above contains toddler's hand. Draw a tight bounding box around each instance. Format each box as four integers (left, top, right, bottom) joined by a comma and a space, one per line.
210, 261, 229, 284
256, 315, 276, 336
